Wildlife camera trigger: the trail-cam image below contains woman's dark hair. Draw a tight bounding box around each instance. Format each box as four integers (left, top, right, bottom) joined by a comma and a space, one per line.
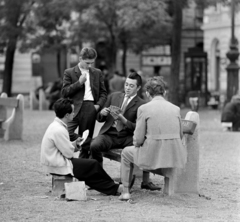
127, 71, 142, 87
53, 98, 73, 118
79, 47, 97, 60
144, 76, 166, 97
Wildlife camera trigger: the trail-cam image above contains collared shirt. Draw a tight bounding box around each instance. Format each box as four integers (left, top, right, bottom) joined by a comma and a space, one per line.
55, 117, 68, 129
121, 94, 136, 109
78, 64, 94, 101
112, 94, 137, 128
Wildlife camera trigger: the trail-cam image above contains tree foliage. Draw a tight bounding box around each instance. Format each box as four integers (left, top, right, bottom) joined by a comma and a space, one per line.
72, 0, 170, 75
195, 0, 240, 9
21, 0, 73, 77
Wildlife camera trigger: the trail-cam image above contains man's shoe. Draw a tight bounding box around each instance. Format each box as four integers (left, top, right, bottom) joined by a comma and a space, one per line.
119, 193, 131, 201
141, 182, 161, 191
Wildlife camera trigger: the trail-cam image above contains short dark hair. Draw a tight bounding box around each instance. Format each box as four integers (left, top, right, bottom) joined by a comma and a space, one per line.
79, 47, 97, 60
144, 76, 166, 97
127, 72, 142, 87
53, 98, 73, 118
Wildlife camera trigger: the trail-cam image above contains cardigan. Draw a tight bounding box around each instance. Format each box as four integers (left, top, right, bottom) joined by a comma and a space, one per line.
40, 117, 77, 175
133, 96, 187, 170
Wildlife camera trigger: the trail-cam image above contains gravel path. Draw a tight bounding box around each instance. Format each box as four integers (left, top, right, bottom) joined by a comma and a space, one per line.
0, 108, 239, 222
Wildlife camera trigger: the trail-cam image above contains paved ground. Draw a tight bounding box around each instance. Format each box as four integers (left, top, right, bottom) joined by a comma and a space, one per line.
0, 108, 240, 221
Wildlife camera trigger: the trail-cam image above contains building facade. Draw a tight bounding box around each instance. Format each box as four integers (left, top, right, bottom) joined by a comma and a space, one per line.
202, 3, 240, 98
116, 0, 206, 105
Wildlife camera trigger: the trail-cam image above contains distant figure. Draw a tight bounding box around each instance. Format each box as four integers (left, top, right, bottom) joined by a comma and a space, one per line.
109, 71, 125, 93
137, 70, 146, 99
221, 94, 240, 131
188, 91, 200, 112
47, 78, 62, 110
102, 68, 110, 94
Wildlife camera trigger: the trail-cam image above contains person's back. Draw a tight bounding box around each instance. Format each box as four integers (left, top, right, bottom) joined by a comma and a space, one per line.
109, 72, 125, 93
221, 102, 235, 123
134, 96, 185, 170
144, 99, 181, 135
221, 99, 240, 131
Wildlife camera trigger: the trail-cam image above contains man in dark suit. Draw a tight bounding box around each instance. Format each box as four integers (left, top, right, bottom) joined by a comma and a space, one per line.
61, 47, 107, 158
90, 72, 161, 191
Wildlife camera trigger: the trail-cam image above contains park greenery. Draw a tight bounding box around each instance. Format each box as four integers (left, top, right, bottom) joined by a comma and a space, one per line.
0, 0, 239, 104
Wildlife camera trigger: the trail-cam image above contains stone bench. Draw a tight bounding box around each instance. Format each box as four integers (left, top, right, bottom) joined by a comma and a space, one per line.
102, 111, 199, 196
0, 93, 24, 141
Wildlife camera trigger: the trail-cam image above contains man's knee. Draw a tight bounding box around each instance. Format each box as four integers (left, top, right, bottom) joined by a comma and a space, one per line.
90, 138, 101, 153
121, 146, 134, 161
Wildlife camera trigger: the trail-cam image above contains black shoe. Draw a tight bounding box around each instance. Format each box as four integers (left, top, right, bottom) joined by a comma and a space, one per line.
141, 182, 161, 191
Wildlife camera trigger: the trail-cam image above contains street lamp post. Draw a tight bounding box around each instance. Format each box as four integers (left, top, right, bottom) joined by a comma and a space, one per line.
226, 0, 240, 102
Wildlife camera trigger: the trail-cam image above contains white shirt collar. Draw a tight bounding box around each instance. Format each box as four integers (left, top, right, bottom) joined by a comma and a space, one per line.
125, 94, 137, 100
54, 117, 68, 129
78, 63, 89, 72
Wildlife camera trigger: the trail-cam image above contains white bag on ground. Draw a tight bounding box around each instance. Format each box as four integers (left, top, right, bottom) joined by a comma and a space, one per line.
64, 181, 87, 201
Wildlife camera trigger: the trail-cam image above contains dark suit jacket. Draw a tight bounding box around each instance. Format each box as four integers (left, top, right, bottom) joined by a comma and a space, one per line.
61, 65, 107, 117
97, 92, 145, 137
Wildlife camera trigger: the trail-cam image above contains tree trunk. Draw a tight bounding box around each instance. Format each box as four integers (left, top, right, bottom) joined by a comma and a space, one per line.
107, 33, 117, 74
57, 48, 61, 78
168, 0, 183, 106
2, 38, 17, 96
121, 41, 128, 77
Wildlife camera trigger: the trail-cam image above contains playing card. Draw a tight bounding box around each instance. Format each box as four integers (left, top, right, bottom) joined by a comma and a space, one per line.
109, 105, 121, 113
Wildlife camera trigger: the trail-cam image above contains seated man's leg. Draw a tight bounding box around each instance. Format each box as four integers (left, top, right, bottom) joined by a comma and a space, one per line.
71, 158, 121, 196
121, 146, 135, 193
121, 137, 161, 191
90, 134, 114, 164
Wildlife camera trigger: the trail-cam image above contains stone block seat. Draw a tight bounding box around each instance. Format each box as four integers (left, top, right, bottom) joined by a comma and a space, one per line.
51, 174, 74, 196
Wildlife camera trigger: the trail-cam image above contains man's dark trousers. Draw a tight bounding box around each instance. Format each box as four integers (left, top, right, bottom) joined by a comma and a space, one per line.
90, 127, 133, 163
68, 101, 97, 158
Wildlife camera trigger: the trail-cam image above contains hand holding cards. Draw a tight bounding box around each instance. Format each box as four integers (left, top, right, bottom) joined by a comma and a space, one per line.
109, 105, 122, 120
109, 105, 121, 113
74, 130, 89, 154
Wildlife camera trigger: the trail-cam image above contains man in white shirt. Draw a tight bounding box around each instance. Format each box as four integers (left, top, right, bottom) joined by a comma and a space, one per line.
62, 47, 107, 158
41, 98, 122, 195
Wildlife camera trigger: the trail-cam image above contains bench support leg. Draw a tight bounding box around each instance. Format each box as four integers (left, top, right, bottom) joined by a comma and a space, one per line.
164, 176, 175, 196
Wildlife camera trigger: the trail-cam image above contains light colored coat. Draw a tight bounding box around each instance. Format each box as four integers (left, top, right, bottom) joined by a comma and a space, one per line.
41, 118, 77, 175
133, 96, 187, 170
